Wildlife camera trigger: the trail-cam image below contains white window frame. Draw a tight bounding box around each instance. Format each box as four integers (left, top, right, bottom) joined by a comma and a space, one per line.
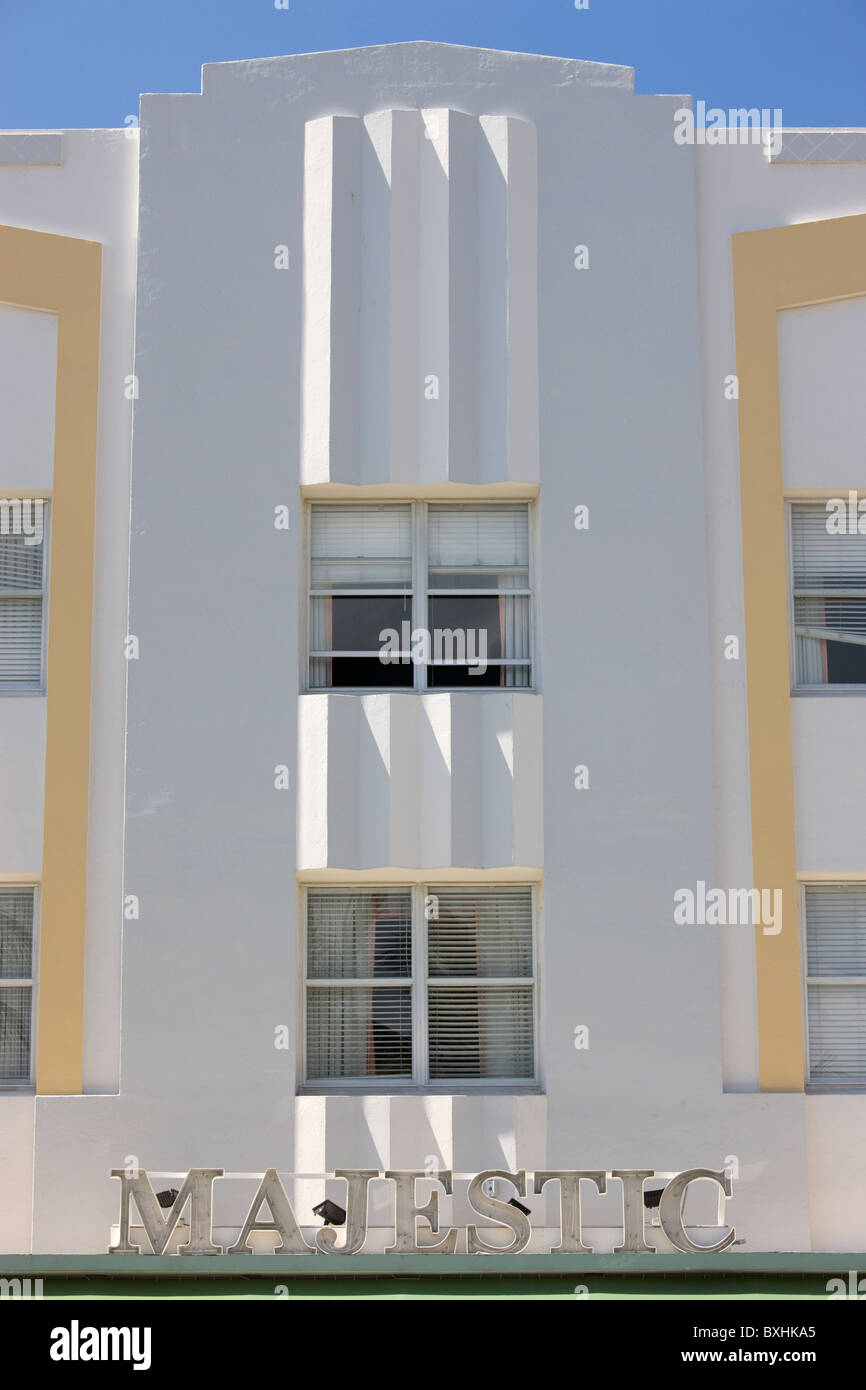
304, 500, 535, 693
788, 499, 866, 696
0, 499, 50, 698
801, 879, 866, 1092
300, 882, 539, 1093
0, 882, 39, 1091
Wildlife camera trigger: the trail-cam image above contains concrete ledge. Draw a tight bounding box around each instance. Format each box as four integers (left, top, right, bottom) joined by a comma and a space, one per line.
2, 1251, 865, 1277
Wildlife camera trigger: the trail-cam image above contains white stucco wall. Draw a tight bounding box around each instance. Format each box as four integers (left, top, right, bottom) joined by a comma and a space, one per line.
779, 295, 866, 491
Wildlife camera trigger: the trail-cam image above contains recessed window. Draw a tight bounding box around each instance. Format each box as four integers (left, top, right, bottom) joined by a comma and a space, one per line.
805, 884, 866, 1087
0, 508, 47, 694
0, 887, 36, 1086
307, 502, 532, 690
304, 884, 537, 1087
791, 502, 866, 687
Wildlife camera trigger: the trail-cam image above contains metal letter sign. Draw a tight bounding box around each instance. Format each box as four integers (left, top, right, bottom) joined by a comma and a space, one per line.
108, 1166, 735, 1255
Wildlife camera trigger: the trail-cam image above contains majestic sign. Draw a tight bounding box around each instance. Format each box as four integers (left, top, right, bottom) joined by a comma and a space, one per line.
109, 1166, 735, 1256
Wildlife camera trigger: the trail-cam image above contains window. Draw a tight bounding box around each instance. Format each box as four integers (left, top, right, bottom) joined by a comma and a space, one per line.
304, 884, 537, 1087
805, 884, 866, 1087
0, 887, 36, 1086
0, 510, 47, 693
791, 502, 866, 687
307, 502, 532, 690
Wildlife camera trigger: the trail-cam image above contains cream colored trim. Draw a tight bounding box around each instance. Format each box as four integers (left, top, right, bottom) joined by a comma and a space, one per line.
784, 488, 866, 499
300, 482, 540, 500
297, 867, 544, 885
732, 211, 866, 1093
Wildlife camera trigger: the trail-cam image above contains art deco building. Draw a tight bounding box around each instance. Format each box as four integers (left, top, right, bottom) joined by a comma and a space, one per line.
1, 42, 866, 1288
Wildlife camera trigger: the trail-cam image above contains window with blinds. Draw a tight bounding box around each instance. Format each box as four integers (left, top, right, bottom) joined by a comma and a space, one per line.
806, 884, 866, 1087
791, 502, 866, 686
307, 502, 532, 690
0, 518, 46, 693
0, 887, 36, 1085
304, 884, 536, 1086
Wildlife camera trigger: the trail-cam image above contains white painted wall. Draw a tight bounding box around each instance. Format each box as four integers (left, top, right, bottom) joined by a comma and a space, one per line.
0, 304, 57, 492
779, 295, 866, 490
0, 701, 45, 873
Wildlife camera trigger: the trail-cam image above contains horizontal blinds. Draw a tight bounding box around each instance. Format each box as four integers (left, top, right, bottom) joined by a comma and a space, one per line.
791, 503, 866, 588
806, 885, 866, 977
306, 985, 412, 1080
428, 985, 534, 1080
0, 599, 43, 687
0, 888, 34, 1084
0, 986, 32, 1083
0, 889, 34, 979
427, 885, 535, 1081
306, 884, 536, 1084
307, 889, 411, 979
427, 505, 529, 582
806, 885, 866, 1084
427, 886, 533, 977
808, 987, 866, 1084
310, 505, 412, 589
0, 533, 43, 690
0, 530, 43, 591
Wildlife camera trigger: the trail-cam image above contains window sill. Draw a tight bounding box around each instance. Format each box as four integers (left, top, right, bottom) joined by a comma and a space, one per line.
792, 686, 866, 696
297, 1085, 544, 1097
301, 688, 539, 697
806, 1084, 866, 1094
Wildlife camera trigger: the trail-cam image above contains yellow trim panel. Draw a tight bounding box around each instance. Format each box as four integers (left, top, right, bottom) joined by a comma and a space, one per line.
0, 223, 101, 1095
732, 212, 866, 1092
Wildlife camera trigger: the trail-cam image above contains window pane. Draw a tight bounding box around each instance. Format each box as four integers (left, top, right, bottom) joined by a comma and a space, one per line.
427, 886, 533, 978
792, 504, 866, 685
427, 505, 529, 590
0, 986, 32, 1083
0, 598, 43, 688
428, 985, 534, 1080
806, 885, 866, 978
313, 656, 414, 689
426, 593, 530, 687
307, 889, 411, 979
792, 504, 866, 588
310, 594, 413, 655
307, 986, 412, 1079
808, 984, 866, 1085
311, 505, 412, 590
0, 890, 34, 979
0, 529, 43, 591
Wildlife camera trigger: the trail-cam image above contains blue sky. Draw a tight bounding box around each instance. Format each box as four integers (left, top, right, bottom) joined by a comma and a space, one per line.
1, 0, 864, 130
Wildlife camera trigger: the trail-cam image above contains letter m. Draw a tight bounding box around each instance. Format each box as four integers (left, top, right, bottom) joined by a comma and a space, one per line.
0, 1277, 22, 1298
728, 888, 761, 925
730, 108, 762, 143
434, 629, 466, 665
109, 1168, 223, 1255
0, 500, 21, 536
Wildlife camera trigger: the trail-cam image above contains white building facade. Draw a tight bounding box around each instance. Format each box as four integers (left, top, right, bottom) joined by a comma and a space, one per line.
2, 43, 866, 1271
